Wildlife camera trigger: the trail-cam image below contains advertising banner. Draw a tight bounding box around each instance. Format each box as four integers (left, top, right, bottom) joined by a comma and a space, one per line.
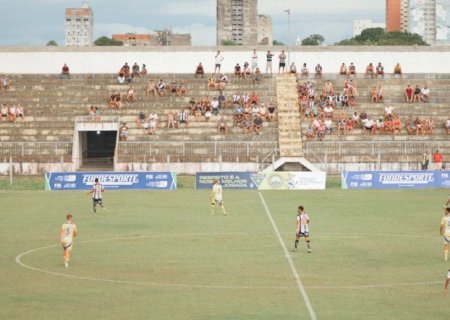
342, 171, 450, 189
45, 172, 177, 191
195, 172, 327, 190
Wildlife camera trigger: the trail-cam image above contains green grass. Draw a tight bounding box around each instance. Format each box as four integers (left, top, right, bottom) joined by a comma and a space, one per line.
1, 188, 449, 320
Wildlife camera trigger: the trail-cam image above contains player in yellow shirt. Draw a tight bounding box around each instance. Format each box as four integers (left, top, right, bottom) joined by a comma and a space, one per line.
210, 179, 227, 216
60, 214, 78, 268
440, 207, 450, 261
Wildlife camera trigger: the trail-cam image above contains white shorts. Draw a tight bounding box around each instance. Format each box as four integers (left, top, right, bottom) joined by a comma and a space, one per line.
444, 236, 450, 245
62, 239, 73, 251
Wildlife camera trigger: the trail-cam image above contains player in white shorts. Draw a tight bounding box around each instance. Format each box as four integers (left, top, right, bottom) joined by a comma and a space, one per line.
210, 179, 227, 216
60, 214, 78, 268
293, 205, 311, 253
440, 207, 450, 261
87, 178, 106, 213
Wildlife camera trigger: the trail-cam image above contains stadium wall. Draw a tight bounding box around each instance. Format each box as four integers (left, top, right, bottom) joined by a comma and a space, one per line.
0, 46, 449, 74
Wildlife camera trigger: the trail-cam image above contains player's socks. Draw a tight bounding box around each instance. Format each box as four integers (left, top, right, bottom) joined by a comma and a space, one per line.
307, 240, 311, 253
64, 261, 68, 268
221, 207, 227, 216
294, 240, 298, 249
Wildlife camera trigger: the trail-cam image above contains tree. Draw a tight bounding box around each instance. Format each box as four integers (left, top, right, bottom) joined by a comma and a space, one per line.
272, 39, 285, 46
301, 34, 325, 46
221, 39, 236, 46
94, 36, 123, 46
336, 28, 428, 46
46, 40, 58, 46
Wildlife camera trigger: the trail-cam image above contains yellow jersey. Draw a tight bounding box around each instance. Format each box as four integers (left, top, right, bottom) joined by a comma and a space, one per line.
61, 221, 77, 243
441, 215, 450, 237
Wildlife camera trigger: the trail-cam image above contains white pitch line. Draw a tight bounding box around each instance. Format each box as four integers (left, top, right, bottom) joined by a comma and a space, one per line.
258, 192, 317, 320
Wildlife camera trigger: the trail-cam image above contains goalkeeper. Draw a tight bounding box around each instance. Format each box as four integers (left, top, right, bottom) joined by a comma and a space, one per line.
210, 179, 227, 216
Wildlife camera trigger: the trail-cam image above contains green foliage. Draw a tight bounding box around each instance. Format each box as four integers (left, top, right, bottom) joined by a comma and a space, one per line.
336, 28, 428, 46
220, 39, 237, 46
94, 36, 124, 46
46, 40, 58, 46
301, 34, 325, 46
272, 39, 285, 46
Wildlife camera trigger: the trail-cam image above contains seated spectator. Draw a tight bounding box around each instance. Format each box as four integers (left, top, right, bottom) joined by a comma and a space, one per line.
218, 91, 227, 109
370, 86, 378, 103
446, 118, 450, 134
393, 63, 402, 78
323, 104, 334, 118
127, 86, 136, 102
177, 108, 189, 128
1, 104, 8, 121
119, 123, 129, 141
87, 105, 99, 122
337, 117, 346, 135
169, 80, 178, 96
157, 79, 167, 97
117, 70, 126, 84
219, 74, 228, 90
242, 114, 253, 134
211, 97, 220, 115
384, 103, 394, 118
179, 81, 187, 96
146, 79, 157, 96
322, 80, 334, 96
348, 62, 356, 78
352, 111, 360, 127
338, 63, 347, 77
406, 117, 416, 135
301, 63, 309, 78
204, 105, 212, 121
365, 63, 374, 79
149, 111, 159, 126
1, 75, 11, 90
376, 62, 384, 79
254, 116, 264, 135
317, 121, 326, 141
346, 118, 354, 132
234, 63, 241, 78
136, 111, 146, 129
207, 75, 218, 90
16, 104, 25, 122
289, 62, 297, 74
250, 104, 260, 117
340, 92, 349, 108
374, 118, 384, 134
193, 104, 202, 121
413, 85, 421, 103
315, 64, 323, 79
253, 68, 262, 85
241, 62, 251, 79
362, 117, 375, 134
8, 105, 16, 122
405, 84, 413, 103
141, 64, 148, 75
420, 86, 430, 103
305, 124, 315, 141
392, 116, 402, 135
60, 63, 70, 79
148, 118, 157, 135
131, 63, 140, 78
195, 63, 205, 78
249, 91, 259, 104
324, 118, 334, 134
167, 111, 176, 129
109, 91, 121, 109
217, 116, 228, 134
267, 102, 276, 121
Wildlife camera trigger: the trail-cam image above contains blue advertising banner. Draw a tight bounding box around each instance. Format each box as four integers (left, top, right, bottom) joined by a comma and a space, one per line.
45, 172, 177, 191
342, 171, 450, 189
195, 172, 262, 189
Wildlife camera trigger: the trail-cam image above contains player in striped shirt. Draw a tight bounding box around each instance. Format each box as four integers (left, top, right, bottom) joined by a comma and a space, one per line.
440, 207, 450, 261
60, 214, 78, 268
210, 179, 227, 216
293, 205, 311, 253
87, 178, 106, 213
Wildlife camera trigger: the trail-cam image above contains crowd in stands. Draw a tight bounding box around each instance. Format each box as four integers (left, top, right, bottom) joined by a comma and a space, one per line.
1, 103, 25, 122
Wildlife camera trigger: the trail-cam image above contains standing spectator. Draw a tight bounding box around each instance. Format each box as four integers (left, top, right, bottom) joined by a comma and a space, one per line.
214, 50, 224, 73
119, 123, 129, 141
266, 50, 274, 74
433, 149, 444, 170
405, 84, 413, 103
251, 49, 258, 72
376, 62, 385, 79
421, 151, 430, 170
60, 64, 70, 79
393, 63, 402, 78
315, 64, 323, 79
195, 63, 205, 78
278, 50, 287, 73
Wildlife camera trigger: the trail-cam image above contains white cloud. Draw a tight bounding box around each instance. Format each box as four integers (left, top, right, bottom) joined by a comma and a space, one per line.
160, 0, 215, 16
260, 0, 383, 15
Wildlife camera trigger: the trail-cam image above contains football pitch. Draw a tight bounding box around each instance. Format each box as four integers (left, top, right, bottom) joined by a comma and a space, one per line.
1, 182, 449, 319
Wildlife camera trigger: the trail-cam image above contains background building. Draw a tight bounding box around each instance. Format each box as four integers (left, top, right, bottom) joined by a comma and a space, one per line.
353, 20, 386, 36
409, 0, 438, 45
112, 30, 191, 47
65, 2, 93, 46
386, 0, 409, 32
217, 0, 272, 46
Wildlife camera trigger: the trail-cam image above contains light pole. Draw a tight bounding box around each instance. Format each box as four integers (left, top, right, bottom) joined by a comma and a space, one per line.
284, 9, 291, 66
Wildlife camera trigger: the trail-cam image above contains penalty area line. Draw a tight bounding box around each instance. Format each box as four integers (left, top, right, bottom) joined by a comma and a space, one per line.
258, 192, 317, 320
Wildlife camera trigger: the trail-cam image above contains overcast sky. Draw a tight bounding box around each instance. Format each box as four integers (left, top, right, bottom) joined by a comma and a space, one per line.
0, 0, 384, 46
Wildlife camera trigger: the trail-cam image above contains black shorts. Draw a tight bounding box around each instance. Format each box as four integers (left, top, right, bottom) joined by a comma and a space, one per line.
279, 62, 286, 68
93, 198, 103, 205
297, 231, 309, 238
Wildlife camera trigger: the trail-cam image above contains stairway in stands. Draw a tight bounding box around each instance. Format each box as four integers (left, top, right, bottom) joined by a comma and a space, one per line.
275, 74, 303, 157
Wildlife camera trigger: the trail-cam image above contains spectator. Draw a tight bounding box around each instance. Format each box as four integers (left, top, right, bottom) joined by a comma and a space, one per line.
131, 63, 140, 78
217, 116, 228, 134
168, 80, 178, 96
251, 49, 258, 72
243, 114, 253, 134
340, 92, 349, 108
1, 104, 8, 121
241, 62, 251, 79
315, 64, 323, 79
346, 117, 354, 133
109, 91, 121, 110
376, 62, 384, 79
16, 104, 25, 122
204, 104, 212, 121
433, 149, 444, 170
266, 50, 274, 74
413, 85, 421, 103
362, 116, 375, 134
301, 63, 309, 79
219, 74, 228, 90
178, 108, 189, 128
146, 79, 157, 96
136, 111, 146, 129
214, 50, 224, 73
1, 75, 11, 90
193, 103, 202, 121
149, 111, 159, 126
179, 81, 187, 96
253, 68, 262, 85
420, 86, 430, 103
267, 102, 276, 121
141, 64, 148, 75
234, 63, 241, 78
60, 64, 70, 79
8, 105, 16, 122
305, 123, 315, 141
392, 116, 402, 135
348, 62, 356, 78
393, 63, 402, 78
384, 103, 394, 118
324, 118, 334, 134
254, 115, 264, 135
195, 63, 205, 78
446, 118, 450, 134
405, 84, 413, 103
249, 91, 259, 104
117, 70, 126, 84
365, 63, 374, 79
374, 118, 385, 134
322, 80, 334, 96
289, 62, 297, 74
119, 123, 129, 141
338, 63, 347, 77
127, 86, 136, 102
421, 151, 431, 170
157, 79, 167, 97
278, 50, 287, 73
167, 111, 176, 129
148, 118, 157, 135
211, 97, 220, 115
